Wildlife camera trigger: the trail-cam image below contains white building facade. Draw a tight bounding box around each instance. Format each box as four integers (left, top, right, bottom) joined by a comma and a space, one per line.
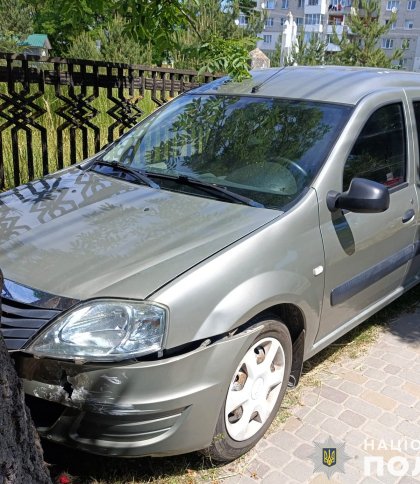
255, 0, 420, 71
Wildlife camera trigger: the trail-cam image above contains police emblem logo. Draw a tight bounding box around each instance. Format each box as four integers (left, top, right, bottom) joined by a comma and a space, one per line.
323, 448, 336, 467
310, 437, 350, 479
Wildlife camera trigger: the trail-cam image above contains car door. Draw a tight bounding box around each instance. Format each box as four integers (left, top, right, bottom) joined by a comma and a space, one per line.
313, 93, 419, 348
402, 91, 420, 284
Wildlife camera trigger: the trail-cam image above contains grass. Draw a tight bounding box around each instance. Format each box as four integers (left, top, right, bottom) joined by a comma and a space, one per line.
44, 284, 420, 484
0, 82, 158, 189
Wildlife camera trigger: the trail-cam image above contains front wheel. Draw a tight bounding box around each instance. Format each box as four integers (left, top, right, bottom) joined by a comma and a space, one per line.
205, 320, 292, 462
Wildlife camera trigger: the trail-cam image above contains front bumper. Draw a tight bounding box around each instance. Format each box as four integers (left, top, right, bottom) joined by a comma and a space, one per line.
16, 326, 262, 457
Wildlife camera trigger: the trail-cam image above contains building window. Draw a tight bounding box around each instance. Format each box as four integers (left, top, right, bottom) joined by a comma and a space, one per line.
238, 14, 248, 26
281, 0, 289, 8
382, 38, 394, 49
405, 19, 414, 29
280, 17, 286, 25
386, 0, 399, 10
298, 0, 304, 7
407, 0, 416, 9
265, 17, 274, 27
403, 38, 411, 48
265, 0, 276, 8
386, 19, 397, 29
296, 16, 304, 25
263, 34, 273, 43
308, 0, 319, 5
305, 13, 324, 24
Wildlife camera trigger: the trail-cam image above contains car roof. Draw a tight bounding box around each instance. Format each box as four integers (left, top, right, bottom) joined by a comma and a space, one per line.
192, 66, 420, 106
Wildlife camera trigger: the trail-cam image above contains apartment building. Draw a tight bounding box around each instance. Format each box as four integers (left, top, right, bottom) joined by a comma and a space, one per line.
255, 0, 420, 71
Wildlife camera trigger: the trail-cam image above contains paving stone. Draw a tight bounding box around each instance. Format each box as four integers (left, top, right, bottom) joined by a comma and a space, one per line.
320, 416, 350, 437
256, 445, 290, 469
266, 431, 302, 452
381, 386, 417, 406
404, 370, 420, 386
339, 380, 364, 396
383, 364, 402, 375
340, 370, 368, 385
294, 423, 319, 441
243, 458, 271, 480
319, 385, 348, 404
363, 367, 389, 381
345, 428, 370, 447
377, 411, 401, 428
402, 381, 420, 398
396, 420, 420, 440
301, 391, 322, 407
283, 459, 314, 482
262, 470, 296, 483
395, 404, 420, 421
360, 390, 397, 411
304, 408, 329, 427
385, 375, 404, 387
283, 416, 303, 432
339, 409, 367, 428
362, 420, 402, 442
345, 396, 383, 419
293, 442, 314, 460
364, 380, 384, 391
362, 357, 387, 369
291, 405, 311, 420
315, 398, 343, 418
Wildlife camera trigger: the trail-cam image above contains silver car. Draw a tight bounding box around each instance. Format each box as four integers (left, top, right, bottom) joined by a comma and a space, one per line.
1, 66, 419, 462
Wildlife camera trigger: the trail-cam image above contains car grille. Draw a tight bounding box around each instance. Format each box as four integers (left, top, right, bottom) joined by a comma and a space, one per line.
0, 279, 78, 351
0, 297, 62, 350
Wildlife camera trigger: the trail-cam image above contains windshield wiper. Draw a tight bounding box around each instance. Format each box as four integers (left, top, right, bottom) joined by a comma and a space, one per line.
147, 172, 264, 208
88, 160, 160, 189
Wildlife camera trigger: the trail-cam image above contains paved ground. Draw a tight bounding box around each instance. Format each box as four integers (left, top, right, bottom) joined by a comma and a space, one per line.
221, 308, 420, 484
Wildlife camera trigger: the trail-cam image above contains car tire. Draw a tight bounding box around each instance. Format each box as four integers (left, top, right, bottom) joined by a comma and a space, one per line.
204, 319, 292, 462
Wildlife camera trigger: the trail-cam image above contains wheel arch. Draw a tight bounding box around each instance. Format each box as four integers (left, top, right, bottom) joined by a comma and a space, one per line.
251, 303, 306, 388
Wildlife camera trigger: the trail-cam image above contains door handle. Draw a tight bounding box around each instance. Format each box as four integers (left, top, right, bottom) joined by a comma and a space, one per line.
402, 208, 415, 223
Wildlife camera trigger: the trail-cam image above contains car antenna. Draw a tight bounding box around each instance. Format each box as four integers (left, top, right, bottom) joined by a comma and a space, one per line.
251, 67, 286, 94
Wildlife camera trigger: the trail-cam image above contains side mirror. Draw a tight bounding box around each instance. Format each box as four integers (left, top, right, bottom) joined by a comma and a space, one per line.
327, 178, 390, 213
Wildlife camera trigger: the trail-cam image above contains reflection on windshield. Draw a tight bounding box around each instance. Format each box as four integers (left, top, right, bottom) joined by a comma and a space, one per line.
102, 95, 351, 209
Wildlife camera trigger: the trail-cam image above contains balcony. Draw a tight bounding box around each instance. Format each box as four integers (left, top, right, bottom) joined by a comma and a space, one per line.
305, 1, 327, 14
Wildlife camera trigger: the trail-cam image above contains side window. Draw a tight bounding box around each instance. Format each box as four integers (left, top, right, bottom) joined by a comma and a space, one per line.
412, 101, 420, 162
343, 103, 406, 191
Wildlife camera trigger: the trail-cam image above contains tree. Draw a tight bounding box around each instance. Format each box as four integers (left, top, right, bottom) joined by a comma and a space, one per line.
66, 15, 153, 65
30, 0, 198, 60
286, 32, 327, 66
198, 36, 256, 80
0, 269, 51, 484
331, 0, 403, 67
0, 0, 34, 53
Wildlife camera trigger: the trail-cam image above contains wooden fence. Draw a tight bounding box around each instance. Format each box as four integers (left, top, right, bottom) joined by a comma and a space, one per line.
0, 53, 219, 189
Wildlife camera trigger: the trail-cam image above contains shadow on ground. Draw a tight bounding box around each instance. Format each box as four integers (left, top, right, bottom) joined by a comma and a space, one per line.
44, 443, 221, 484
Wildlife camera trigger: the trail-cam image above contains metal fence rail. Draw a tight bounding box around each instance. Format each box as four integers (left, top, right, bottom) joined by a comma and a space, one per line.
0, 53, 219, 189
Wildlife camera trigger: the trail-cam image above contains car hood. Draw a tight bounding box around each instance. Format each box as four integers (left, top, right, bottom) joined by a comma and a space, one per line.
0, 168, 280, 300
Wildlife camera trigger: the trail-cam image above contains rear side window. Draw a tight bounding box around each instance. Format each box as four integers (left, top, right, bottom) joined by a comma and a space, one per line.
343, 103, 406, 191
412, 101, 420, 166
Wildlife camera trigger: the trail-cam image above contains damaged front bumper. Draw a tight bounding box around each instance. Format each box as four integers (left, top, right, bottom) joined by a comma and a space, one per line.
15, 326, 262, 457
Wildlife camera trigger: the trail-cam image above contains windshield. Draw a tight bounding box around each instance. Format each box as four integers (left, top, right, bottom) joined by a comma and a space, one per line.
100, 94, 351, 210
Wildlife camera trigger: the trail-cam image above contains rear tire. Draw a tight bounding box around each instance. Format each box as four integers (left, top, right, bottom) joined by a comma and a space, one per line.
205, 320, 292, 462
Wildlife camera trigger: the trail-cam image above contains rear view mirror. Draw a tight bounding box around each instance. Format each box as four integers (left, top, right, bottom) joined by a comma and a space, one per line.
327, 178, 390, 213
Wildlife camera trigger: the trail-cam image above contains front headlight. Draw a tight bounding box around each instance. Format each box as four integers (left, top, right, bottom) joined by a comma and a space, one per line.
27, 299, 167, 362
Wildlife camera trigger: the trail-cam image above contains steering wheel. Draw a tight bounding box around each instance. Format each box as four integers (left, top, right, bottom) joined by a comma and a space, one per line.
226, 160, 308, 196
282, 159, 309, 180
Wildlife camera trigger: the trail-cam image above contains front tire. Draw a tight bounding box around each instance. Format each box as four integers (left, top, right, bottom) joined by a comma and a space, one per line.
205, 320, 292, 462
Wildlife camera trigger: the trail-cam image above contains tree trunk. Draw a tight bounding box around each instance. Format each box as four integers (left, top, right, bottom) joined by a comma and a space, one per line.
0, 270, 51, 484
